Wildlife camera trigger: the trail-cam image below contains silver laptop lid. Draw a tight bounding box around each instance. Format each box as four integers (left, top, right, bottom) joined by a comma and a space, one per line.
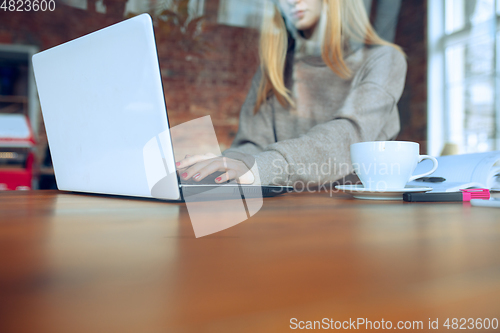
32, 14, 180, 200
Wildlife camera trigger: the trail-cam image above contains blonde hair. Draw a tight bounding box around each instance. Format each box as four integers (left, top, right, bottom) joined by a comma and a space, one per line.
255, 0, 404, 113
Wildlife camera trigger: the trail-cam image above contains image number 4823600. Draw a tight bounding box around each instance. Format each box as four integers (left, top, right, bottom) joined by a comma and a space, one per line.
1, 0, 55, 11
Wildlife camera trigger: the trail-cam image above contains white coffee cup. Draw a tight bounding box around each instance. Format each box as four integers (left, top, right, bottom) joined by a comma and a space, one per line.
350, 141, 438, 190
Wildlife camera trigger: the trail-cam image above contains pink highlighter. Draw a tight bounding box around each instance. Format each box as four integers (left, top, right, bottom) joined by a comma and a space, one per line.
460, 189, 491, 201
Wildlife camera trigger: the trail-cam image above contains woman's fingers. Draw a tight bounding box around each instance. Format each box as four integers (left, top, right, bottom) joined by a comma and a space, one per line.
178, 156, 255, 185
187, 158, 229, 181
215, 169, 237, 183
214, 164, 254, 184
180, 158, 215, 180
176, 153, 217, 169
176, 155, 206, 169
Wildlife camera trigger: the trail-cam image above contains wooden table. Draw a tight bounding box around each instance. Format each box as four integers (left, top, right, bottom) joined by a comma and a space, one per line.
0, 190, 499, 332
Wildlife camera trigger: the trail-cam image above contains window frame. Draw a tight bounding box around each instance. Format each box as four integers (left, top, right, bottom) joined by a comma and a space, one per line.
427, 0, 500, 155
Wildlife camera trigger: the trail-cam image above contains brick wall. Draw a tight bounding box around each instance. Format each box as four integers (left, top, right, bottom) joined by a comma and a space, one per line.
156, 23, 259, 150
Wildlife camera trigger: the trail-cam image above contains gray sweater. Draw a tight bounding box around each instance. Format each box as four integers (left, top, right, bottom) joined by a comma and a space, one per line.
224, 45, 407, 186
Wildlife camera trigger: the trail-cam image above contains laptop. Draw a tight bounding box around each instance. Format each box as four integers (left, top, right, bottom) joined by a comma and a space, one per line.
32, 14, 292, 201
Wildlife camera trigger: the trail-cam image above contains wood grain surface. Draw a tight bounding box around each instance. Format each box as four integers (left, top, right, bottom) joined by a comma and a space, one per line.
0, 190, 499, 333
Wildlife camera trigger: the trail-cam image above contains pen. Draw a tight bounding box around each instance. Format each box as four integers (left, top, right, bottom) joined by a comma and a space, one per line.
414, 177, 446, 183
403, 189, 490, 202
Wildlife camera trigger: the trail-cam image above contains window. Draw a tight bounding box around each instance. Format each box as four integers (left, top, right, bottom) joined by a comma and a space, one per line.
428, 0, 500, 155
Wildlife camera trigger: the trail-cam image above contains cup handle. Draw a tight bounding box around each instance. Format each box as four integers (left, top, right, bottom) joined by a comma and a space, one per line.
408, 155, 439, 182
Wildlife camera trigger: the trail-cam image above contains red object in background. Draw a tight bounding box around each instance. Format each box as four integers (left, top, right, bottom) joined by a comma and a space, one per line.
0, 152, 34, 190
0, 114, 36, 191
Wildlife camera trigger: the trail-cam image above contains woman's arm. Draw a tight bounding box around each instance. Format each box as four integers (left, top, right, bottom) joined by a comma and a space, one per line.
177, 46, 406, 186
254, 46, 407, 186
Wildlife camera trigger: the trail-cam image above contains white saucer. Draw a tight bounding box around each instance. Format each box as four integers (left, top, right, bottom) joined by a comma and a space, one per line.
335, 185, 433, 201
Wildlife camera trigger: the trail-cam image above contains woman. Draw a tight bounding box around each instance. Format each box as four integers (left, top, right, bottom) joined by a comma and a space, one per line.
176, 0, 407, 187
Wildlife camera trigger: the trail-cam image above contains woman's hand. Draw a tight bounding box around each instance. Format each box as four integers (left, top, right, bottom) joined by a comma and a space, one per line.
176, 153, 255, 184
